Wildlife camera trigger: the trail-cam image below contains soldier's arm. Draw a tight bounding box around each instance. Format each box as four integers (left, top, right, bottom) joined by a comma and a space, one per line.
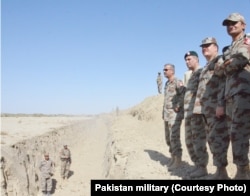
217, 75, 226, 108
60, 150, 67, 159
176, 80, 186, 110
216, 74, 226, 118
224, 45, 250, 74
49, 161, 55, 175
214, 56, 226, 77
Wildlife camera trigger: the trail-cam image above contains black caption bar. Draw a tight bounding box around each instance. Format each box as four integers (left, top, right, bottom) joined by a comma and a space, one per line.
91, 180, 250, 196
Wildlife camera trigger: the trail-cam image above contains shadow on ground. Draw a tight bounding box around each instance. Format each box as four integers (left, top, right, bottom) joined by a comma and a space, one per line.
68, 170, 74, 179
144, 149, 197, 179
51, 179, 58, 194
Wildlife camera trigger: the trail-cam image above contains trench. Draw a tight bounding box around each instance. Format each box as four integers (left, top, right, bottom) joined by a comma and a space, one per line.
0, 115, 117, 196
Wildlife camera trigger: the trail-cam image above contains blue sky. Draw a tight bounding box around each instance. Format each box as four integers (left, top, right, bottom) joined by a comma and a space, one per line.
1, 0, 250, 115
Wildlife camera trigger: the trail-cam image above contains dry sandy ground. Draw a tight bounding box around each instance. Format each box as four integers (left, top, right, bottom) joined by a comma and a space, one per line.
1, 95, 248, 196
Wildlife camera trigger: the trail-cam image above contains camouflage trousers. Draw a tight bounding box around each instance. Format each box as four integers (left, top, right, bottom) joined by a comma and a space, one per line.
164, 120, 182, 157
226, 93, 250, 166
205, 114, 230, 167
61, 160, 71, 178
40, 176, 52, 192
158, 84, 162, 94
185, 114, 208, 167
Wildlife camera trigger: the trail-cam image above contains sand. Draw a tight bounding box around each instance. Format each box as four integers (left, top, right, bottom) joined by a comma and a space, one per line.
0, 95, 246, 196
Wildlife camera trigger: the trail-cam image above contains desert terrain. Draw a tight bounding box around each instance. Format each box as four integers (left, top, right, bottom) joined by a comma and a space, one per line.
0, 94, 248, 196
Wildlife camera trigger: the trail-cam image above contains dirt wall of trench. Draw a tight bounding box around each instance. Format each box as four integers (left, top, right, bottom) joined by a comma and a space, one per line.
0, 116, 115, 196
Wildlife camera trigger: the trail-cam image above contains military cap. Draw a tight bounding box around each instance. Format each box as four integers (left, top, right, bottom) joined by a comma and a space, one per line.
222, 13, 245, 26
200, 37, 217, 47
184, 51, 198, 59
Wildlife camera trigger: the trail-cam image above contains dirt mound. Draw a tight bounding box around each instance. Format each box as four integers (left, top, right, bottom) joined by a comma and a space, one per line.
127, 94, 164, 121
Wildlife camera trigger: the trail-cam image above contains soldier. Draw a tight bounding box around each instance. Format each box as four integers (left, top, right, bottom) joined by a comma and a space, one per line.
215, 13, 250, 179
194, 37, 230, 179
60, 144, 71, 180
156, 72, 163, 94
39, 153, 55, 196
183, 51, 209, 178
162, 63, 185, 171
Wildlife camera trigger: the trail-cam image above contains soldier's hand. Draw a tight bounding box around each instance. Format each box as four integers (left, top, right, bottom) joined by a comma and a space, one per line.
216, 106, 225, 118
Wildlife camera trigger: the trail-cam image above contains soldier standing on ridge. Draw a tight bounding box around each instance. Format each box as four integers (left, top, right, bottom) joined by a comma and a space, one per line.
156, 72, 163, 94
183, 51, 209, 178
194, 37, 230, 179
39, 153, 55, 196
60, 144, 71, 180
162, 63, 185, 171
215, 12, 250, 179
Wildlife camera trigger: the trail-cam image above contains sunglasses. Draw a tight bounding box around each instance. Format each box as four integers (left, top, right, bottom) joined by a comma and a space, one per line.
163, 69, 171, 71
201, 44, 212, 48
225, 21, 239, 26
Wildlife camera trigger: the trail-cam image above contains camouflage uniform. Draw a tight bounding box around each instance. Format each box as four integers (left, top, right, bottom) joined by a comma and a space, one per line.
39, 156, 54, 195
193, 54, 229, 168
157, 72, 163, 94
60, 145, 71, 179
184, 66, 208, 168
163, 77, 185, 159
216, 34, 250, 167
215, 13, 250, 179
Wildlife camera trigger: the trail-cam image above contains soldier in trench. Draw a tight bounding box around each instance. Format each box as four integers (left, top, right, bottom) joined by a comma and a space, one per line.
39, 153, 55, 196
60, 144, 71, 180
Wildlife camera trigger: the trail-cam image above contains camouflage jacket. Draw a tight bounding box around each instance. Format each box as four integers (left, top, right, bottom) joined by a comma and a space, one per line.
162, 77, 185, 121
215, 34, 250, 99
157, 75, 162, 84
39, 159, 54, 179
184, 67, 203, 118
193, 56, 226, 116
60, 148, 71, 162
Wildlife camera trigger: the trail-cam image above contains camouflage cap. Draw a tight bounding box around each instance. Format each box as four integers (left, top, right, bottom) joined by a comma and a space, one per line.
184, 51, 198, 59
200, 37, 217, 47
222, 13, 246, 26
